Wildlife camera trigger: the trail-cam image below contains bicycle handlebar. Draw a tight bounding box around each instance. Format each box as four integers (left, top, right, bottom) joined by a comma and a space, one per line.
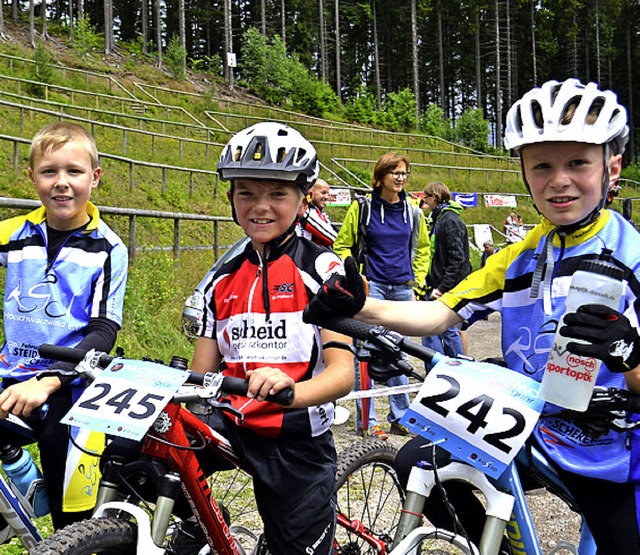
38, 344, 294, 406
39, 343, 113, 367
316, 315, 439, 365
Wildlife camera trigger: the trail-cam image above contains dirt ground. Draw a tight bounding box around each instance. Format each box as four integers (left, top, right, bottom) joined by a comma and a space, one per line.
332, 312, 582, 553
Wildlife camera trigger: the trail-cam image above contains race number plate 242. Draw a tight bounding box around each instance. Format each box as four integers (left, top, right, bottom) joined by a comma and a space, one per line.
62, 359, 189, 441
400, 358, 543, 478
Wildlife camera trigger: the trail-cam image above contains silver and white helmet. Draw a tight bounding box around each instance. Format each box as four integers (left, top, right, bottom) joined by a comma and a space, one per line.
217, 122, 319, 191
504, 79, 629, 154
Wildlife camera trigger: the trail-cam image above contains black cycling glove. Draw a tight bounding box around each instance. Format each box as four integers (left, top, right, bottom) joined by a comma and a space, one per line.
303, 256, 366, 323
559, 304, 640, 373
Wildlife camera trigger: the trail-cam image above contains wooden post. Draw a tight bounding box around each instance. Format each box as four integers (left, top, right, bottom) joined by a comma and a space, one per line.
128, 214, 137, 263
173, 218, 180, 262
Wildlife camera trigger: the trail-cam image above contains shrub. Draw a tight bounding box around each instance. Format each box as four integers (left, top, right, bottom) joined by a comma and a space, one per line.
344, 86, 377, 125
454, 107, 490, 152
26, 41, 56, 97
166, 35, 187, 81
421, 103, 452, 140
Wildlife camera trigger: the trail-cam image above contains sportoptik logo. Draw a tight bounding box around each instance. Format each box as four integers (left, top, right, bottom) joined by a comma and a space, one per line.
546, 353, 597, 383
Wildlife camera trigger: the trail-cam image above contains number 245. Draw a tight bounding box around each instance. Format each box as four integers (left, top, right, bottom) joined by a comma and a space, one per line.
78, 383, 165, 420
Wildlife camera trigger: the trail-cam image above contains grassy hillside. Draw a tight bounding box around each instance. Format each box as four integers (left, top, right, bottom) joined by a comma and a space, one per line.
0, 21, 634, 364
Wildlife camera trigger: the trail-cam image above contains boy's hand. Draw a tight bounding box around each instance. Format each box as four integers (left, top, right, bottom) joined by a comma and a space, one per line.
245, 367, 295, 404
303, 256, 366, 323
0, 376, 60, 418
560, 304, 640, 373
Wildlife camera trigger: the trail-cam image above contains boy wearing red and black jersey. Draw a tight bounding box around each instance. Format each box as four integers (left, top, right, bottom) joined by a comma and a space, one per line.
191, 123, 354, 554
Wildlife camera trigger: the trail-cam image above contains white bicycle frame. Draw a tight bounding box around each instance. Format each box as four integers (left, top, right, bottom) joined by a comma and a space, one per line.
389, 445, 596, 555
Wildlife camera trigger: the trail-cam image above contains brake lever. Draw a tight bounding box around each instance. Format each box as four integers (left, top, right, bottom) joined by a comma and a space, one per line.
324, 338, 418, 380
207, 398, 245, 424
37, 368, 80, 381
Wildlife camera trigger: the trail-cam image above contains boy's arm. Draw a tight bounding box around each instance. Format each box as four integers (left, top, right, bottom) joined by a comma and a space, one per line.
359, 297, 462, 337
0, 377, 60, 419
288, 329, 354, 407
0, 318, 120, 418
49, 318, 119, 385
304, 256, 462, 338
190, 336, 223, 374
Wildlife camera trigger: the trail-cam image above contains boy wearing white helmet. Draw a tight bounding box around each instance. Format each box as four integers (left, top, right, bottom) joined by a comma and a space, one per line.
305, 80, 640, 553
186, 122, 354, 554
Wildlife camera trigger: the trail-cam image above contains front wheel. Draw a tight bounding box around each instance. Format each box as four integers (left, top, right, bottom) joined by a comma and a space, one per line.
334, 440, 404, 554
29, 518, 137, 555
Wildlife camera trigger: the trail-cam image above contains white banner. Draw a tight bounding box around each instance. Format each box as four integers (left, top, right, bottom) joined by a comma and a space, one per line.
484, 194, 517, 208
327, 188, 352, 206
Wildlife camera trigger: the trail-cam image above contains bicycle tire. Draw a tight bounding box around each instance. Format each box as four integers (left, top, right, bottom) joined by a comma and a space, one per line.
29, 518, 137, 555
334, 439, 404, 554
209, 467, 261, 553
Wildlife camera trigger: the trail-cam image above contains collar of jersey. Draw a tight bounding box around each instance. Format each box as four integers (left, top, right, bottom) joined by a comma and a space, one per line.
27, 201, 100, 232
538, 209, 609, 247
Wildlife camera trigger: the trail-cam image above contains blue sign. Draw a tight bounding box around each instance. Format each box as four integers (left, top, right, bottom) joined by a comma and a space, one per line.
452, 192, 478, 208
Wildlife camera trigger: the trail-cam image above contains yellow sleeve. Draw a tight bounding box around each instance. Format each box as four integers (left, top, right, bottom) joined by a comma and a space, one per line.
332, 200, 360, 261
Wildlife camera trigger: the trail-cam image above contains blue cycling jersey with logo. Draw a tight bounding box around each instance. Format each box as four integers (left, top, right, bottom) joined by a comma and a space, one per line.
442, 209, 640, 483
0, 203, 128, 380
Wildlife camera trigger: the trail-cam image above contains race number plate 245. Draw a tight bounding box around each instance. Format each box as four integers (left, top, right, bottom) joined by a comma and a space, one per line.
62, 359, 189, 441
400, 358, 543, 478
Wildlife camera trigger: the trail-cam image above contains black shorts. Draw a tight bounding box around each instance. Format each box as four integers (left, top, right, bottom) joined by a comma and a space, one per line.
202, 410, 338, 554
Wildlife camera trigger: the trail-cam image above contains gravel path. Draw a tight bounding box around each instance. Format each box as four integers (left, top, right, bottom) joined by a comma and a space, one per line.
332, 312, 582, 553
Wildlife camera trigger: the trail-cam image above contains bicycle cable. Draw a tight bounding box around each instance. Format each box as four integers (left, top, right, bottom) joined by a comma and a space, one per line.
430, 447, 476, 554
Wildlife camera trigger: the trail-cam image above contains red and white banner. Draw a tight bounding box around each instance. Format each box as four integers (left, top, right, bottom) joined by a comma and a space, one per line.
484, 194, 517, 208
327, 188, 352, 206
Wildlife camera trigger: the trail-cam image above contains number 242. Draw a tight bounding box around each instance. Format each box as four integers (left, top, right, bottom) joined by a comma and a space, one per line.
420, 374, 526, 455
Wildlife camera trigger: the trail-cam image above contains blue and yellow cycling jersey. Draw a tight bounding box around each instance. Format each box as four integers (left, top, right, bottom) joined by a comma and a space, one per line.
0, 203, 128, 380
441, 209, 640, 482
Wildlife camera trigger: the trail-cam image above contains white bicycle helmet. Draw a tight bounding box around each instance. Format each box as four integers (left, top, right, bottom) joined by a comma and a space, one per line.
217, 122, 319, 191
504, 78, 629, 154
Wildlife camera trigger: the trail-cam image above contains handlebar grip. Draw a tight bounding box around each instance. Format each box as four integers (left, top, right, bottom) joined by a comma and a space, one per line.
187, 372, 206, 386
38, 344, 113, 368
39, 344, 89, 363
316, 315, 438, 365
313, 315, 379, 341
221, 376, 294, 406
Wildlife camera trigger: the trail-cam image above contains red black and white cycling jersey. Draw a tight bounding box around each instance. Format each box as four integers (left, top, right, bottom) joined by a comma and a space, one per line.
200, 234, 344, 438
296, 204, 337, 247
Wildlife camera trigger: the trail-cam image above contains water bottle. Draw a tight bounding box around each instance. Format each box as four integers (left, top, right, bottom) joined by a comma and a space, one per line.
0, 444, 50, 517
539, 249, 624, 411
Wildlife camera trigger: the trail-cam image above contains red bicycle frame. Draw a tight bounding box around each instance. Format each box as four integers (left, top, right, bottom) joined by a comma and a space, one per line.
139, 401, 245, 555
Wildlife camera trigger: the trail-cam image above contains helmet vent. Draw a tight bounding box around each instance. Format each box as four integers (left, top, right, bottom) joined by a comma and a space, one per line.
560, 96, 582, 125
585, 97, 605, 123
277, 147, 286, 162
233, 146, 243, 161
531, 100, 542, 128
253, 141, 264, 160
295, 148, 307, 163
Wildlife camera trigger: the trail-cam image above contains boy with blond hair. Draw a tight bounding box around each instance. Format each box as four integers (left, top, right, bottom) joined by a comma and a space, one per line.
0, 122, 128, 528
307, 79, 640, 553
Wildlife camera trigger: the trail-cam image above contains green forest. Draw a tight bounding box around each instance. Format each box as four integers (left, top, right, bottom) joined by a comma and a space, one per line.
2, 0, 640, 158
